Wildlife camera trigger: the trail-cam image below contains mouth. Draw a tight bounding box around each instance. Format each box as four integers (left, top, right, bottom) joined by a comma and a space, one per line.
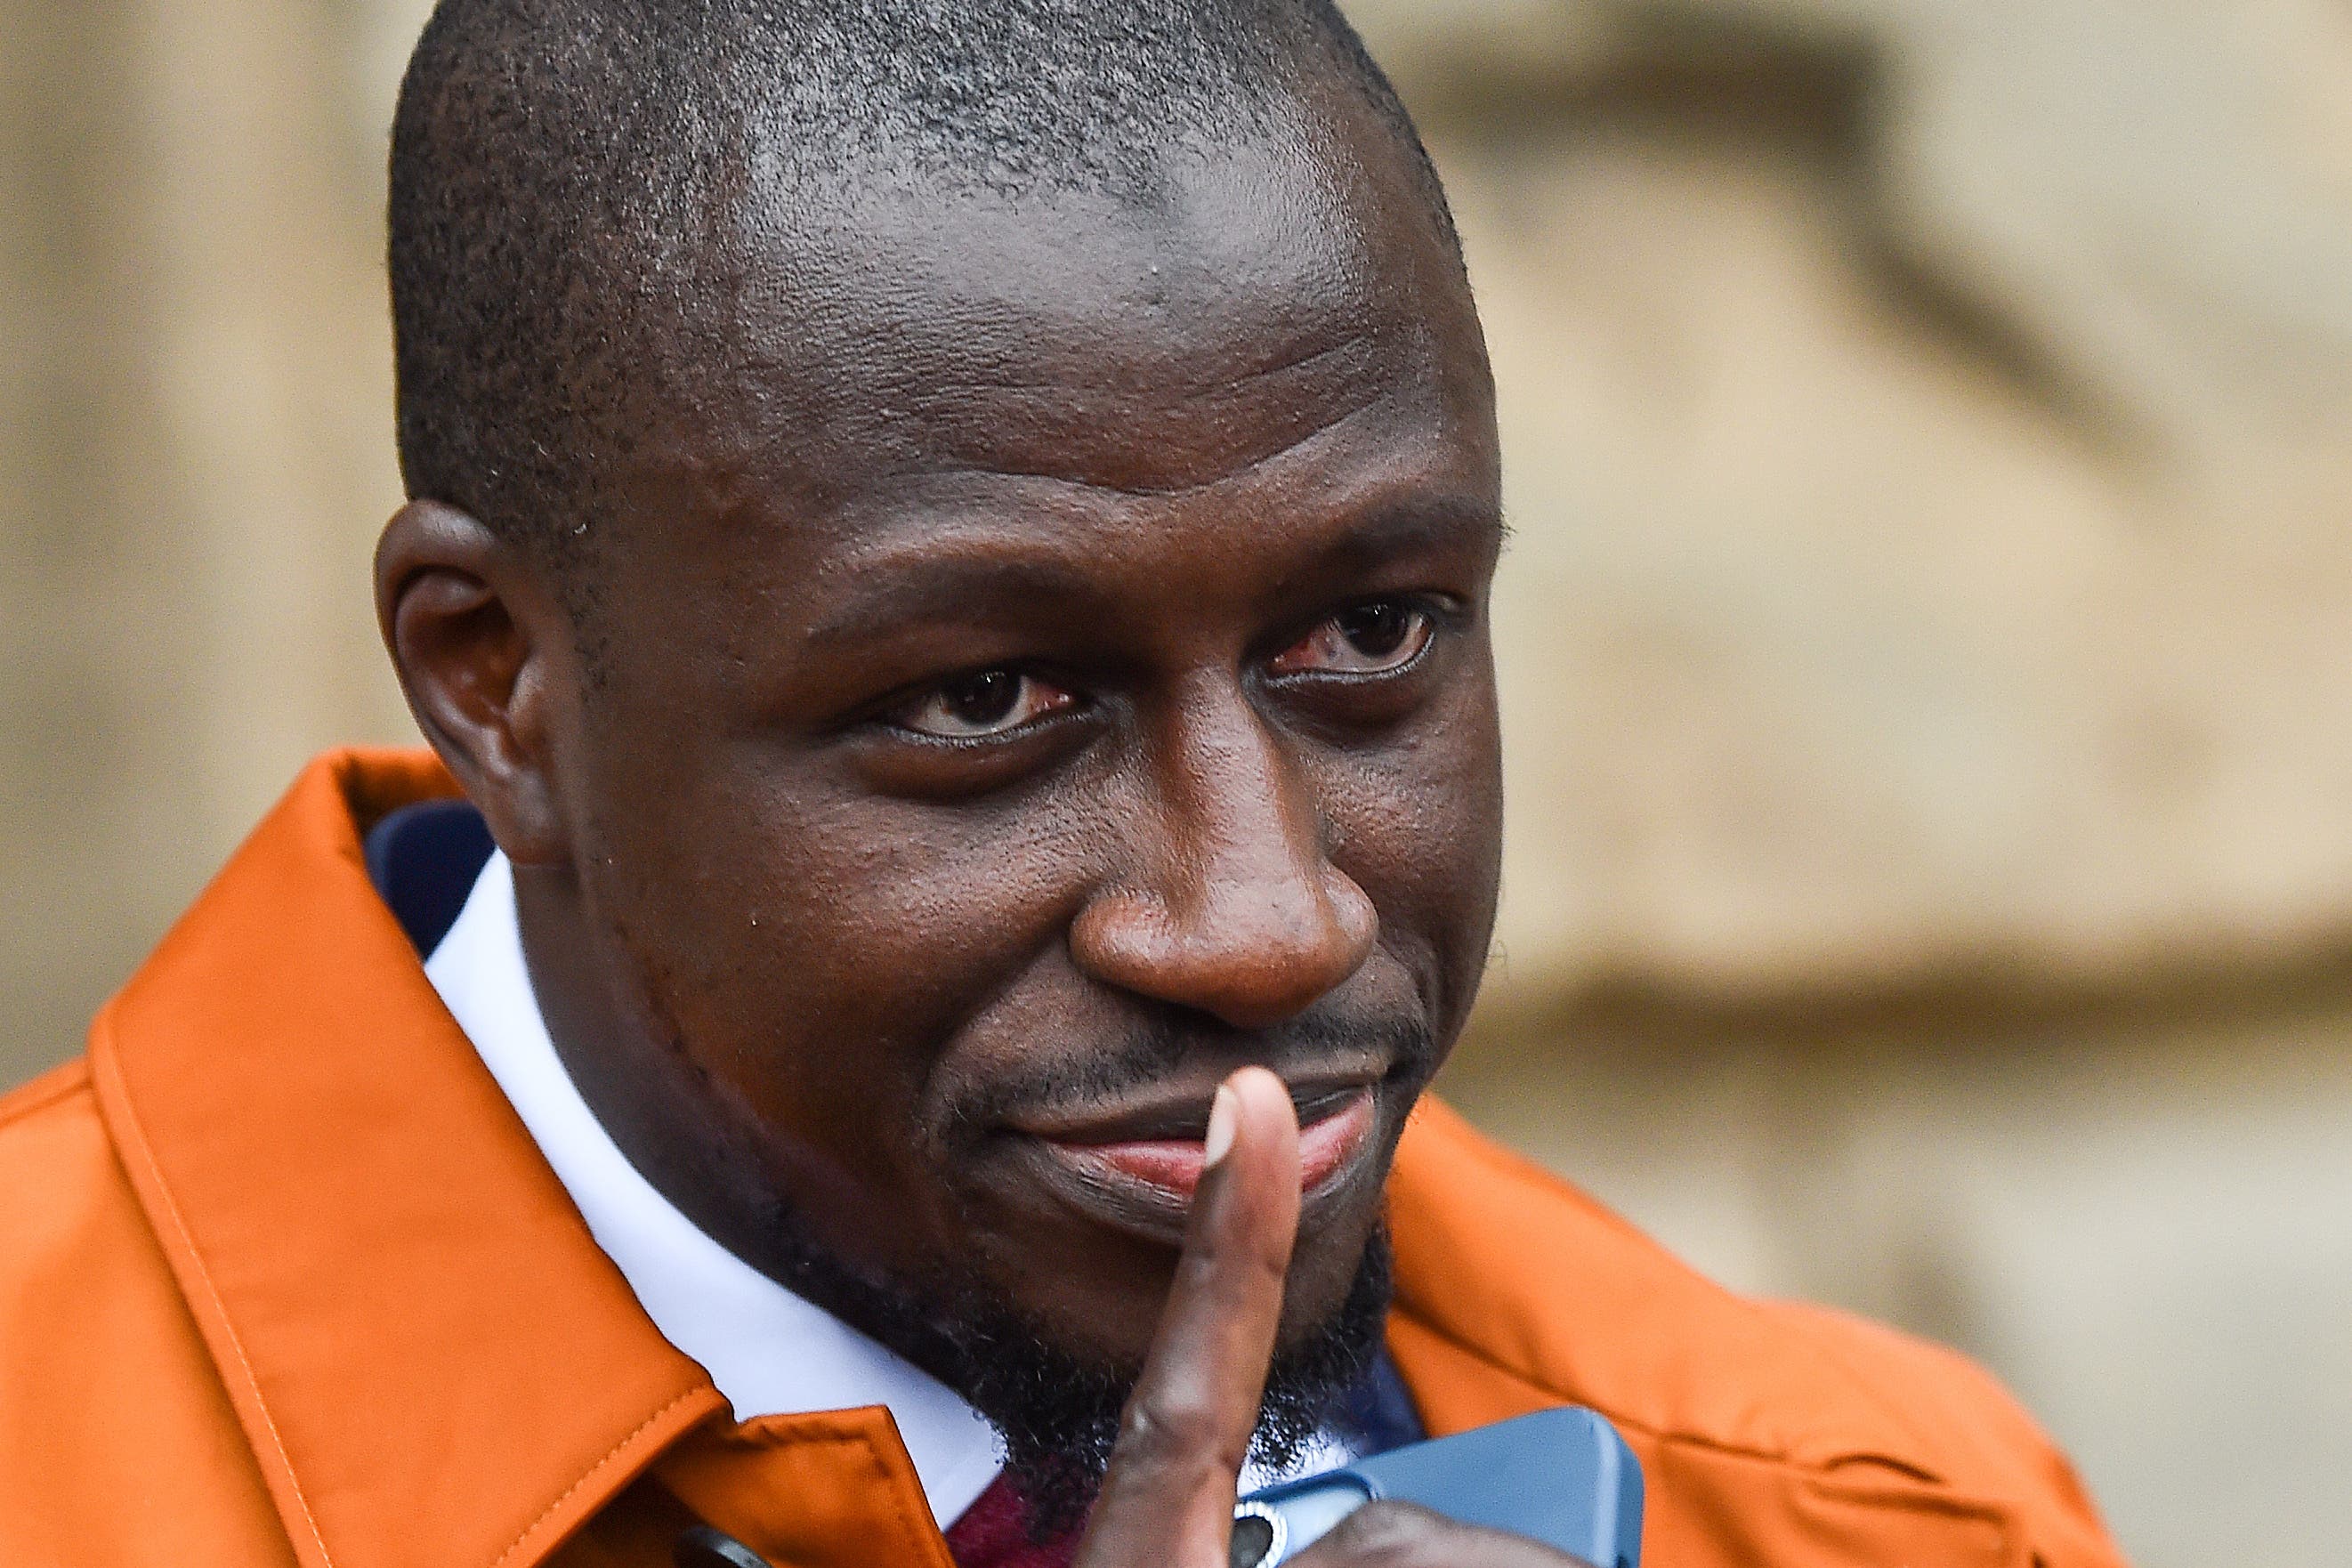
1011, 1077, 1383, 1237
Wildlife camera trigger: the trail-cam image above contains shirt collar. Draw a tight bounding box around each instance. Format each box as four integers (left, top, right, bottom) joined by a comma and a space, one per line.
424, 851, 1006, 1527
426, 849, 1362, 1511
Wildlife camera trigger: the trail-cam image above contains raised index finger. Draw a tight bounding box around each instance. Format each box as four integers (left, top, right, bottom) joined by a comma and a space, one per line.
1075, 1065, 1301, 1568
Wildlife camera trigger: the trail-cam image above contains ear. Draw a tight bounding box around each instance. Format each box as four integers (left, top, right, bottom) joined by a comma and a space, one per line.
375, 499, 576, 865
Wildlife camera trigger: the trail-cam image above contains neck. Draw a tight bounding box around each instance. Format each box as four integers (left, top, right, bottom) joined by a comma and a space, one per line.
510, 862, 817, 1297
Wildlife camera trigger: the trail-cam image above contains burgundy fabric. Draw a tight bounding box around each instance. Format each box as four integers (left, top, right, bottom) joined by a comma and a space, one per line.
942, 1474, 1082, 1568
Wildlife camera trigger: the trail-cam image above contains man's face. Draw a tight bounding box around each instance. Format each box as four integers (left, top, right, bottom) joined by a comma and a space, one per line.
521, 109, 1501, 1385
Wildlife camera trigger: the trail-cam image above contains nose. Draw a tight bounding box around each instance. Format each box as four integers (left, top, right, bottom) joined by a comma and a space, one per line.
1069, 691, 1378, 1030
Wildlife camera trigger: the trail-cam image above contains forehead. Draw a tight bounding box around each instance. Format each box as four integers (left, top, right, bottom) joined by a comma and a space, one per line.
612, 106, 1493, 590
755, 129, 1385, 349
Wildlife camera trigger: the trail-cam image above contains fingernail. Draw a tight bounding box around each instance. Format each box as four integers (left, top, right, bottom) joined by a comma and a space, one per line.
1204, 1082, 1239, 1168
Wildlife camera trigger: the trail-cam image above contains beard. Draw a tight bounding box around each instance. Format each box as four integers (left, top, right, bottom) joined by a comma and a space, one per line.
759, 1202, 1397, 1539
596, 902, 1435, 1538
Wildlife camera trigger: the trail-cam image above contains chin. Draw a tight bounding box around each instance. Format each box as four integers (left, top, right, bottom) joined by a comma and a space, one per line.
999, 1182, 1392, 1371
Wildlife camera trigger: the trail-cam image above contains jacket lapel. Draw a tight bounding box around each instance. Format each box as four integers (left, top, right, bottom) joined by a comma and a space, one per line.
90, 750, 728, 1568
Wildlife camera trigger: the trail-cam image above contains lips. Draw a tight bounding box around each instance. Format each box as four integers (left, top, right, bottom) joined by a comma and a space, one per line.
1027, 1084, 1378, 1206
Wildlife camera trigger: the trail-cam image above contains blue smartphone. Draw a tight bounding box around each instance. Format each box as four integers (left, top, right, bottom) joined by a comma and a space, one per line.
1231, 1407, 1644, 1568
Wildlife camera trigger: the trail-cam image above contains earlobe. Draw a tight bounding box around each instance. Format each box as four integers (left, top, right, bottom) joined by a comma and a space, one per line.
375, 499, 574, 864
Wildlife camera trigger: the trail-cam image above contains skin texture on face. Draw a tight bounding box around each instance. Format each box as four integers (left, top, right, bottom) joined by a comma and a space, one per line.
380, 87, 1501, 1461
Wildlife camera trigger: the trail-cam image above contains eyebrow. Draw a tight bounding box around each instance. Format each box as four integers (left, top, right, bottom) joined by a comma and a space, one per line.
803, 554, 1107, 647
1292, 493, 1502, 578
802, 492, 1502, 650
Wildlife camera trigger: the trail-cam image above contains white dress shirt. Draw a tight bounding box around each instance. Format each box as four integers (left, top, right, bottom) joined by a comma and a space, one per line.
425, 853, 1006, 1525
424, 853, 1347, 1530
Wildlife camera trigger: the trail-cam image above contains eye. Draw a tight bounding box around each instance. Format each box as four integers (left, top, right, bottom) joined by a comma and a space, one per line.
1268, 600, 1437, 677
892, 667, 1078, 740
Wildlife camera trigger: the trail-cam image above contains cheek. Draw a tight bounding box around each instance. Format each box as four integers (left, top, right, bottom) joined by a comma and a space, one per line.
1321, 678, 1504, 1025
582, 740, 1104, 1162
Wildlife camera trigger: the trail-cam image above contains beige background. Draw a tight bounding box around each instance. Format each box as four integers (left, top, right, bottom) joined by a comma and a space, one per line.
4, 2, 2349, 1563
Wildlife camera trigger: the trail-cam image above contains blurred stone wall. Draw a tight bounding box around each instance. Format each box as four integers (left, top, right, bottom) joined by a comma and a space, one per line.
4, 3, 2348, 1564
1343, 5, 2352, 1564
0, 0, 417, 1062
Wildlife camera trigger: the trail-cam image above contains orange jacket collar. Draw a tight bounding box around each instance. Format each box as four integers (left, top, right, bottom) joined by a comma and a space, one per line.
90, 751, 728, 1568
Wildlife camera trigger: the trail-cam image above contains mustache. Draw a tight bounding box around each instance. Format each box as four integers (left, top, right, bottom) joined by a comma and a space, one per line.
946, 1009, 1443, 1135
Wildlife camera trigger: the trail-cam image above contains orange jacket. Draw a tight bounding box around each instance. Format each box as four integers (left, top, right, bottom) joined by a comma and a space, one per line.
0, 751, 2125, 1568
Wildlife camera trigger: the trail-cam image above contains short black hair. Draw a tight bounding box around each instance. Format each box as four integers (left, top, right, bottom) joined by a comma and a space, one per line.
388, 0, 1461, 562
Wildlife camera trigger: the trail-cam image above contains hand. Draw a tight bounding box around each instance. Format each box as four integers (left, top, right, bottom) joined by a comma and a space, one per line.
1073, 1067, 1596, 1568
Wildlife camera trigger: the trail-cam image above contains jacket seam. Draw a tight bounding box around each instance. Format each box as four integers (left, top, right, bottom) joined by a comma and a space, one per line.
825, 1431, 959, 1568
1748, 1299, 1978, 1482
871, 1442, 955, 1568
1392, 1297, 1944, 1477
491, 1386, 714, 1568
0, 1058, 93, 1129
1392, 1299, 1766, 1462
90, 1012, 338, 1568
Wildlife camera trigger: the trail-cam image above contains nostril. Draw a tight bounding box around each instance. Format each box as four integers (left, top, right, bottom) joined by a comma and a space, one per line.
1070, 863, 1377, 1028
674, 1524, 772, 1568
